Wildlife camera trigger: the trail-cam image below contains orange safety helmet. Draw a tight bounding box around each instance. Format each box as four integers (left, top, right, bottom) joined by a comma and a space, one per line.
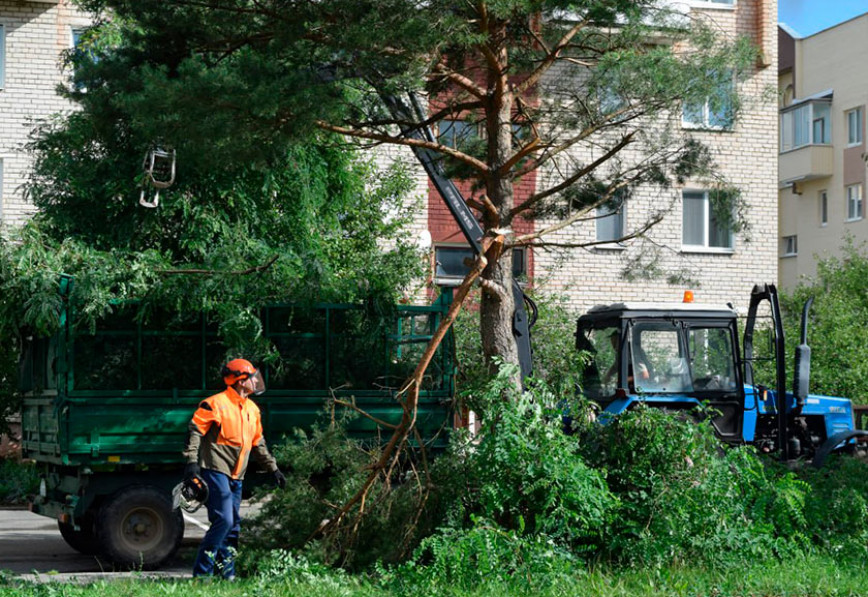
222, 358, 257, 386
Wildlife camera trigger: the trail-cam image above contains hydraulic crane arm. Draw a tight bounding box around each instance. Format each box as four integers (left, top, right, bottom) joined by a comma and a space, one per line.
377, 92, 535, 382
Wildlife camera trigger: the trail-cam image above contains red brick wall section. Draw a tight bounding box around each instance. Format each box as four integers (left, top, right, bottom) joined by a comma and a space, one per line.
428, 172, 536, 279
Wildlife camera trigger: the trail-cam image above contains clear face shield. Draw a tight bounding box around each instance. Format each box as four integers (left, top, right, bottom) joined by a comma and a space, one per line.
239, 369, 266, 396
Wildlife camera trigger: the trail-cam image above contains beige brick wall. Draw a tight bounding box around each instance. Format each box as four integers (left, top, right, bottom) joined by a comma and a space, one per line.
532, 0, 779, 316
370, 2, 779, 315
0, 0, 89, 227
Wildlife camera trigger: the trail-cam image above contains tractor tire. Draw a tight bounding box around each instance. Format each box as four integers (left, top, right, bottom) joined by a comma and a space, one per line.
58, 515, 100, 555
96, 485, 184, 569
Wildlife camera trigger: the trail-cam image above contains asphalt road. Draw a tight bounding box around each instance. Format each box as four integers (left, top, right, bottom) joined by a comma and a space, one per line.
0, 505, 247, 583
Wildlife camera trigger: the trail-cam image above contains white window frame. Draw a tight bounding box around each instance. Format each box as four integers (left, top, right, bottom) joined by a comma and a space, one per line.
0, 24, 6, 90
680, 0, 736, 9
846, 107, 863, 146
595, 197, 627, 247
819, 190, 828, 227
682, 71, 735, 131
681, 190, 735, 254
782, 235, 798, 258
846, 184, 863, 222
780, 99, 832, 152
433, 244, 527, 286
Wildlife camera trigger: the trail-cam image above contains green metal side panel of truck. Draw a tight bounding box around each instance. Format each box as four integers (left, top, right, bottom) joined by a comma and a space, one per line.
21, 292, 456, 469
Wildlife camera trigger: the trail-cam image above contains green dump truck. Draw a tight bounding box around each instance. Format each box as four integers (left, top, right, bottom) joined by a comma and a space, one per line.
22, 278, 456, 568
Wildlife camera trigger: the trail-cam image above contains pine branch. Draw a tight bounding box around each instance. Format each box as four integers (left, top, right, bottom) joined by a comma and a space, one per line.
157, 254, 279, 276
314, 120, 490, 174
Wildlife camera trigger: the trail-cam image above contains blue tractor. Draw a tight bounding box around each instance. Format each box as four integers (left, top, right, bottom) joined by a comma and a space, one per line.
576, 284, 867, 464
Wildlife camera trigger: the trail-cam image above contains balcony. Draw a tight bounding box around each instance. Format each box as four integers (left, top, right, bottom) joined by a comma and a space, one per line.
779, 144, 834, 186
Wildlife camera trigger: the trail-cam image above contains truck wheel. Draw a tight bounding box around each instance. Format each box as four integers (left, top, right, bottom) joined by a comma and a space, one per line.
96, 485, 184, 569
58, 516, 100, 555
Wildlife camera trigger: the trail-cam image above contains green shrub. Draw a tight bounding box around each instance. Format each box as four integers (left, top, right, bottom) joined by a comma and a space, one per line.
454, 292, 588, 403
582, 406, 812, 567
381, 522, 578, 593
799, 454, 868, 560
778, 239, 868, 404
454, 365, 614, 550
0, 458, 38, 505
240, 413, 447, 572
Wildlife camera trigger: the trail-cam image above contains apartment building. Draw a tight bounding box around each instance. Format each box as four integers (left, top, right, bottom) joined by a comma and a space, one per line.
778, 14, 868, 290
392, 0, 779, 314
2, 1, 779, 316
0, 0, 89, 227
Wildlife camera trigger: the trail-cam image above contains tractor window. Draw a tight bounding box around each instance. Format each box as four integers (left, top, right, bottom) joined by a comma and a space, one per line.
630, 323, 689, 393
687, 327, 737, 391
578, 325, 620, 400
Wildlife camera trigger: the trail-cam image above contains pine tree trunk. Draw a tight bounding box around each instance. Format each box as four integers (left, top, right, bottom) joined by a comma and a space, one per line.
479, 67, 522, 388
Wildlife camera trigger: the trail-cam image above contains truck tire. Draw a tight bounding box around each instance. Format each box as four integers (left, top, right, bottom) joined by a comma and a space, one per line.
96, 485, 184, 569
58, 516, 100, 555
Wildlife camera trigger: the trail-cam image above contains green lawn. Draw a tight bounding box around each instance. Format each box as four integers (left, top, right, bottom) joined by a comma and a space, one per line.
3, 556, 867, 597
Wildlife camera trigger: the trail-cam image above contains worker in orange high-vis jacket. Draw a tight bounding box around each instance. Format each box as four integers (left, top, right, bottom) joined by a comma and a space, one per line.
183, 358, 286, 580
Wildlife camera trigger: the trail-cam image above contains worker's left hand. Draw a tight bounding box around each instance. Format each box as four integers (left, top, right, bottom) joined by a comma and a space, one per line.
273, 469, 287, 489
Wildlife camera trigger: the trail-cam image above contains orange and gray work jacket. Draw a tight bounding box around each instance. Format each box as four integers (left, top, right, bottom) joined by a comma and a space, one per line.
183, 386, 278, 480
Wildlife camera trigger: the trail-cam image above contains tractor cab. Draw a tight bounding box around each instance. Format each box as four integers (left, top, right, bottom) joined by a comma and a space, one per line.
576, 284, 866, 461
576, 301, 744, 443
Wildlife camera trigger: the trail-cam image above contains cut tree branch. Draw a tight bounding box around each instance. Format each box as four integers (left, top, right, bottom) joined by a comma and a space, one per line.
308, 235, 503, 544
158, 254, 279, 276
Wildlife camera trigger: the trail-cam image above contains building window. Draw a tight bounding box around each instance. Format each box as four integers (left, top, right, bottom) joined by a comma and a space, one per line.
682, 190, 733, 251
0, 24, 5, 90
434, 245, 526, 285
682, 72, 734, 130
819, 190, 828, 226
780, 100, 831, 151
596, 196, 626, 243
847, 184, 863, 221
782, 235, 798, 257
846, 107, 863, 146
438, 120, 477, 149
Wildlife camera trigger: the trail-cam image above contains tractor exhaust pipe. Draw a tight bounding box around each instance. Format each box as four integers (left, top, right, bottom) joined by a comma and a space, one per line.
792, 297, 814, 415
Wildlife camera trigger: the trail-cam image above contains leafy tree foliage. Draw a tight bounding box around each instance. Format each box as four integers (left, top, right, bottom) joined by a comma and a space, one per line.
0, 22, 428, 433
778, 240, 868, 405
64, 0, 758, 380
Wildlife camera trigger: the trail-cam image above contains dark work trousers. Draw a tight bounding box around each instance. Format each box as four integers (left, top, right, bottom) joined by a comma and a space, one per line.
192, 468, 243, 578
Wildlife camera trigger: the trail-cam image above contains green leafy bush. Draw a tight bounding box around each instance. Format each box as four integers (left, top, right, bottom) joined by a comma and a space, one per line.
778, 239, 868, 404
382, 522, 578, 593
799, 455, 868, 560
453, 365, 614, 550
582, 406, 812, 567
453, 292, 589, 403
240, 413, 447, 572
0, 458, 39, 505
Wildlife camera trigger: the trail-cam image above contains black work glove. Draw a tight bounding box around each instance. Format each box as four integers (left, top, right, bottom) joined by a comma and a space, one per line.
184, 462, 201, 481
273, 469, 287, 489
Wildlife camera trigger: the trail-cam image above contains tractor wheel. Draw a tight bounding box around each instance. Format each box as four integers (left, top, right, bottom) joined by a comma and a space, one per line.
58, 515, 100, 555
96, 485, 184, 569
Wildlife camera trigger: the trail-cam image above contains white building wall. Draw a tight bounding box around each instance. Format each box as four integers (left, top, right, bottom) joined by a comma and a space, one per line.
0, 0, 89, 227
